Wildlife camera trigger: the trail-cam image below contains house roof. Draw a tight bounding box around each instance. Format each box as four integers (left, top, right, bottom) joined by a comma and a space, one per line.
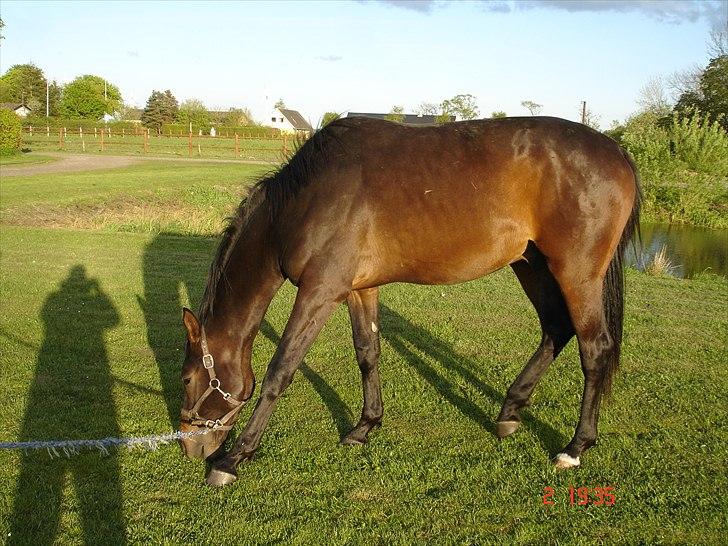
347, 112, 456, 125
280, 108, 313, 131
1, 102, 31, 111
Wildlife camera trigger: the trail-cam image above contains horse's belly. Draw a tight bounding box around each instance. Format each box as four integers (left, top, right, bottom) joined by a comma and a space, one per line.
352, 234, 527, 289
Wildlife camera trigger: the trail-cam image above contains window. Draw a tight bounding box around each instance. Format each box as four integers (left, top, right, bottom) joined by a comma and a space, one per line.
271, 117, 276, 123
280, 117, 284, 122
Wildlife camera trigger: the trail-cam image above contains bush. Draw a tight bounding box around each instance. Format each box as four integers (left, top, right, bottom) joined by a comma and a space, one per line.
0, 109, 22, 155
161, 123, 281, 138
23, 116, 141, 132
621, 110, 728, 228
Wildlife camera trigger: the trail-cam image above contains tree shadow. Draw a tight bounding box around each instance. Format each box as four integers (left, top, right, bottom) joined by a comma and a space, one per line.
9, 265, 126, 544
379, 304, 565, 455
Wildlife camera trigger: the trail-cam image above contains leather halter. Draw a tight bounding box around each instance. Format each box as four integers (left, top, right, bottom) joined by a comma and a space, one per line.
180, 325, 246, 431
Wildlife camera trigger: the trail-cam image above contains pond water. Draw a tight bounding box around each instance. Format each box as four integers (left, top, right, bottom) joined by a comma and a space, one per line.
626, 223, 728, 278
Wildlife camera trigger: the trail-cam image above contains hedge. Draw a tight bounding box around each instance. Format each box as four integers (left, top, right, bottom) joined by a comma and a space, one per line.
0, 109, 23, 156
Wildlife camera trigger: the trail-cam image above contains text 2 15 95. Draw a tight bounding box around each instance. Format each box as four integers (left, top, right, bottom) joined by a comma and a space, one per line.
542, 486, 616, 506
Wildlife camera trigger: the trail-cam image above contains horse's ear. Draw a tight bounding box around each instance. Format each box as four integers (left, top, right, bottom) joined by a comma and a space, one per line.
182, 307, 201, 344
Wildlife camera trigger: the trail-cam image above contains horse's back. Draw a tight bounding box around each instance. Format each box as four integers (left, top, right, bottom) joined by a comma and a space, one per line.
275, 117, 637, 289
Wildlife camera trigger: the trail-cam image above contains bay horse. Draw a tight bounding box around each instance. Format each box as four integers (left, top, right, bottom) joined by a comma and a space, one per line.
178, 116, 640, 486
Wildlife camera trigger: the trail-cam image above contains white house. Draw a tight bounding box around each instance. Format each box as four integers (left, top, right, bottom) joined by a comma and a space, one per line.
265, 107, 313, 135
1, 103, 32, 117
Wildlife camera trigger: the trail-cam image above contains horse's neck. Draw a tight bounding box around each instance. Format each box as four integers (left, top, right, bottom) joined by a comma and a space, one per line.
205, 208, 283, 363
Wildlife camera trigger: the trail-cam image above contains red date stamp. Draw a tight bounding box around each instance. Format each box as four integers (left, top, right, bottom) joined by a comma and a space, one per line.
542, 486, 616, 506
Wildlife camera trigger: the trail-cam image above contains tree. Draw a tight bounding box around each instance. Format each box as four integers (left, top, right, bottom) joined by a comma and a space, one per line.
674, 54, 728, 131
177, 99, 210, 129
637, 77, 671, 116
0, 63, 48, 111
440, 94, 479, 120
274, 98, 286, 109
320, 112, 340, 128
415, 102, 439, 116
141, 90, 179, 134
491, 111, 507, 118
59, 75, 122, 119
521, 100, 542, 115
384, 105, 405, 123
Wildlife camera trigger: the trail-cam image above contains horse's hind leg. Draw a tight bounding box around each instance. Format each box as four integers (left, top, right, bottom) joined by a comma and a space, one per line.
341, 287, 383, 445
549, 263, 617, 469
496, 252, 574, 438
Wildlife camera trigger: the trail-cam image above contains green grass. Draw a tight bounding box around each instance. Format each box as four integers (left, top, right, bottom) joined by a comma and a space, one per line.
0, 152, 58, 166
0, 163, 726, 544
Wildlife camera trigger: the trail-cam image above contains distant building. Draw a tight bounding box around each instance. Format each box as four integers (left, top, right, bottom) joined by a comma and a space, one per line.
1, 103, 32, 117
347, 112, 456, 125
265, 107, 313, 134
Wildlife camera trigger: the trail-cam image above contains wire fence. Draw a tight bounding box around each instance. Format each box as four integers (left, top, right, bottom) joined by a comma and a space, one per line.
22, 126, 294, 162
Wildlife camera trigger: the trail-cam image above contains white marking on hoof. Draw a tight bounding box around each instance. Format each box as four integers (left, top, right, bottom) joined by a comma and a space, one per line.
554, 452, 580, 469
371, 322, 378, 333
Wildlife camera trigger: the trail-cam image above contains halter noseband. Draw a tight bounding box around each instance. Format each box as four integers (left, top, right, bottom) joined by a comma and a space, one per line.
180, 325, 247, 431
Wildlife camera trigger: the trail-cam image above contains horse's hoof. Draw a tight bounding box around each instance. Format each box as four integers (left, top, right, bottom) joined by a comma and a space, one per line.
553, 452, 581, 469
340, 434, 366, 446
495, 420, 520, 439
206, 467, 238, 487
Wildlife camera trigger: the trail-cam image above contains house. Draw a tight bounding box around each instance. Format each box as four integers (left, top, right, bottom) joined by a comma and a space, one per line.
1, 103, 32, 117
265, 108, 313, 134
347, 112, 456, 125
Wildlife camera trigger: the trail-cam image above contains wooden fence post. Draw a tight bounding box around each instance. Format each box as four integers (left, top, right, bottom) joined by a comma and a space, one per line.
47, 126, 50, 138
235, 133, 239, 157
188, 132, 193, 157
94, 127, 97, 139
29, 125, 33, 136
100, 126, 105, 151
58, 128, 63, 149
143, 130, 149, 154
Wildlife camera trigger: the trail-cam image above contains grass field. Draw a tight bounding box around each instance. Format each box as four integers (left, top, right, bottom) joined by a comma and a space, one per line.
0, 161, 726, 544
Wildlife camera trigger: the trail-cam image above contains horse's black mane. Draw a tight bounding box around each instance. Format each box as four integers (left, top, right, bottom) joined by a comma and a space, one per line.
198, 118, 356, 322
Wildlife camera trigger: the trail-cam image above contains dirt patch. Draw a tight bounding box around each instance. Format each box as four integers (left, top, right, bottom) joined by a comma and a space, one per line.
0, 153, 143, 177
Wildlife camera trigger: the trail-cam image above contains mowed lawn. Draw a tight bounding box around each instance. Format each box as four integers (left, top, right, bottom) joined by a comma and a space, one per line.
0, 160, 726, 544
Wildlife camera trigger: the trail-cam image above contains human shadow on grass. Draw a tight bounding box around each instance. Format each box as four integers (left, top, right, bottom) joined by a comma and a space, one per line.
379, 304, 565, 455
9, 265, 126, 545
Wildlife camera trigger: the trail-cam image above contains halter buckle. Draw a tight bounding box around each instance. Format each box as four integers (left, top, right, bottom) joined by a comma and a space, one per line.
202, 354, 214, 369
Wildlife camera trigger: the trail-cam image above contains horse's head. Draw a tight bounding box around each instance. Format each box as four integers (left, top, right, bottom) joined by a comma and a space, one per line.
178, 308, 254, 459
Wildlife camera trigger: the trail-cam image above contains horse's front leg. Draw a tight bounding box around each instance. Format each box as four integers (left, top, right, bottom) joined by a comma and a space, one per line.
207, 284, 344, 486
341, 287, 383, 445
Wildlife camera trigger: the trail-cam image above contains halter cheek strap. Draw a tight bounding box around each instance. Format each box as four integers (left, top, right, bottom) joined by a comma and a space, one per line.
180, 325, 247, 431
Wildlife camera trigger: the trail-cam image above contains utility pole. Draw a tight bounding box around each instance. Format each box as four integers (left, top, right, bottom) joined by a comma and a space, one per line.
46, 80, 49, 117
581, 101, 587, 124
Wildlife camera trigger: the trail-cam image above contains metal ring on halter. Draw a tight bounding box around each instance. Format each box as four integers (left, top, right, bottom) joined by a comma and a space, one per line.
210, 378, 221, 389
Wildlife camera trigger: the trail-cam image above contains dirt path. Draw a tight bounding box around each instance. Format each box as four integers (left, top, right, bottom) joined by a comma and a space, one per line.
0, 153, 273, 178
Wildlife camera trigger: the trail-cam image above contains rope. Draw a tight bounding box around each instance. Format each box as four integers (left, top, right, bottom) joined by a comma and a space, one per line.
0, 429, 211, 458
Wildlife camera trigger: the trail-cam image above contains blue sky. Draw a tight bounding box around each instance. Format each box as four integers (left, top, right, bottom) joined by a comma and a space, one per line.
0, 1, 725, 126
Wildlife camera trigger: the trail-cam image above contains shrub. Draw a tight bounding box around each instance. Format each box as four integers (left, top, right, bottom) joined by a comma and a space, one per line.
0, 109, 22, 155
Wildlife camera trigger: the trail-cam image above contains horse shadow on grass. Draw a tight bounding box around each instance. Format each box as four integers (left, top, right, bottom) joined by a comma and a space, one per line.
379, 303, 565, 455
9, 265, 126, 545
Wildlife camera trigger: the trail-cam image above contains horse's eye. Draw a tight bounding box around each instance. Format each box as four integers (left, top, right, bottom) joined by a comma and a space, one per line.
183, 378, 191, 386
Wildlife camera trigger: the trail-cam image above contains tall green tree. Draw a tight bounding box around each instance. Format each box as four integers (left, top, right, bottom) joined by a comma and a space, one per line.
675, 55, 728, 131
177, 99, 210, 129
141, 90, 179, 134
0, 63, 47, 111
59, 75, 122, 119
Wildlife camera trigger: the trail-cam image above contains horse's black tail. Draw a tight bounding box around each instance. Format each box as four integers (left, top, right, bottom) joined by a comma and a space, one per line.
601, 149, 642, 396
